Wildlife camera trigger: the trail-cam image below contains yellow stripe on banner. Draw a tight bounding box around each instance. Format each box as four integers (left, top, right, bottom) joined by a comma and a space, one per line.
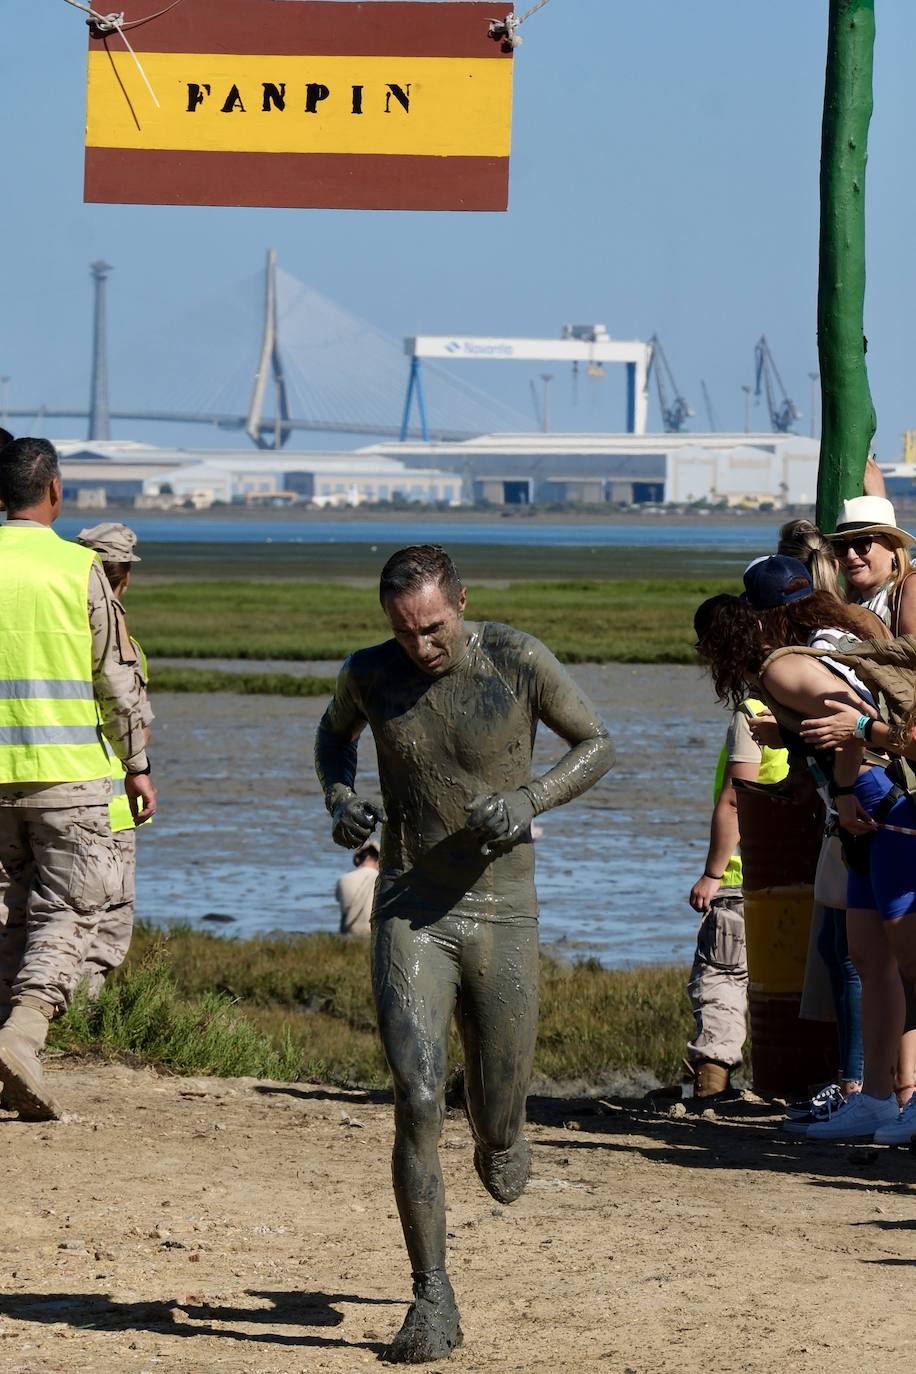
86, 53, 512, 157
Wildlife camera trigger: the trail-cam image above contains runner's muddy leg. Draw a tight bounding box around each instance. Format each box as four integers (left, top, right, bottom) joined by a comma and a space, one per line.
460, 920, 539, 1203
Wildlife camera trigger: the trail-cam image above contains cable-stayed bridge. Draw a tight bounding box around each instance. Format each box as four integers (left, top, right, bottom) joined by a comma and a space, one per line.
6, 251, 534, 447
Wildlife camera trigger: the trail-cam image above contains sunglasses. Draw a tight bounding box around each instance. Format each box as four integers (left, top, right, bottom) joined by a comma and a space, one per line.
831, 536, 875, 558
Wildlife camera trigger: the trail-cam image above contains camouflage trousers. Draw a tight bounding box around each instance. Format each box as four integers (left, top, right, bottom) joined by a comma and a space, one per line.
686, 889, 748, 1069
0, 805, 122, 1018
80, 828, 136, 999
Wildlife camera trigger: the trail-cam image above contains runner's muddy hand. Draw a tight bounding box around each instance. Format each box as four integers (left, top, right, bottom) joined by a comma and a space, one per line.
465, 790, 536, 857
330, 790, 387, 848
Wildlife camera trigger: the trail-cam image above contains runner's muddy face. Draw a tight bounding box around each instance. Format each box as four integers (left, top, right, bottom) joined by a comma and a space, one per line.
384, 580, 468, 677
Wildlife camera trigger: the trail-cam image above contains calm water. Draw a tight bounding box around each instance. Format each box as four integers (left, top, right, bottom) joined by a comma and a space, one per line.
135, 665, 720, 968
56, 515, 779, 551
52, 512, 749, 963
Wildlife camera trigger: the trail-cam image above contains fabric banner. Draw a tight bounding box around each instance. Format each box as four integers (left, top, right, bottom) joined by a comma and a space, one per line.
83, 0, 514, 211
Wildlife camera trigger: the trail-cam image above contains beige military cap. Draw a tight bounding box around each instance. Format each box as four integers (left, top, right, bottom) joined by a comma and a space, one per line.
77, 522, 141, 562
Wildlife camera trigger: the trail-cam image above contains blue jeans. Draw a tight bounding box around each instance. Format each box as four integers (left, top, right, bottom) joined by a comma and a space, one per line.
816, 906, 864, 1083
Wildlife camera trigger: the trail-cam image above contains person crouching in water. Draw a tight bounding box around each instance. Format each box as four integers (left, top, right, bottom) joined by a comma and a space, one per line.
336, 840, 379, 937
76, 523, 153, 995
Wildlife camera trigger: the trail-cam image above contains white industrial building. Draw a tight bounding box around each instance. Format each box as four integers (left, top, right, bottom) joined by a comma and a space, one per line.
52, 432, 820, 510
54, 441, 463, 508
377, 431, 820, 507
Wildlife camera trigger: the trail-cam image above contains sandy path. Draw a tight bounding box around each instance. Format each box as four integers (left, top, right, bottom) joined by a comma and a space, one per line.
3, 1062, 914, 1373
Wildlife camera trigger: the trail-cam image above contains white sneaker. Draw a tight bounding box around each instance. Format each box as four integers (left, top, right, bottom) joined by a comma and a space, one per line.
804, 1091, 898, 1142
873, 1094, 916, 1146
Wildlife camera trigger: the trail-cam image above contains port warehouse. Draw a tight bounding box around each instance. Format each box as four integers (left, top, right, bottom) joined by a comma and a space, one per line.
55, 432, 825, 507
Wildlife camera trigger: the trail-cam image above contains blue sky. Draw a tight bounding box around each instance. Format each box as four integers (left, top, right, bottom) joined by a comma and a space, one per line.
2, 0, 913, 455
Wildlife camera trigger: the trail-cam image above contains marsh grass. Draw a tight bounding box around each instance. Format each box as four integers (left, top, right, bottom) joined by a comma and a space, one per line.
50, 939, 302, 1080
51, 925, 695, 1089
132, 579, 729, 666
134, 538, 749, 586
153, 667, 336, 696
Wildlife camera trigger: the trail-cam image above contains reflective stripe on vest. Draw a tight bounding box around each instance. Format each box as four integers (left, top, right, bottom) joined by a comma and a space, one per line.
0, 679, 95, 700
0, 526, 109, 784
0, 725, 102, 745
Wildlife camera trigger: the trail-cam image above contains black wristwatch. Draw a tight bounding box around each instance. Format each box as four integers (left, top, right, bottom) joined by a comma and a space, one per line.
126, 762, 151, 776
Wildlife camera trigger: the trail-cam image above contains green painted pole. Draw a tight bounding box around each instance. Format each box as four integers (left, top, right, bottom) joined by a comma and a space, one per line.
815, 0, 877, 530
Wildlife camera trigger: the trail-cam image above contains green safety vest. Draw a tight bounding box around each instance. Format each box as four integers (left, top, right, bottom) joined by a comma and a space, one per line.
108, 637, 149, 833
713, 697, 788, 889
0, 526, 110, 784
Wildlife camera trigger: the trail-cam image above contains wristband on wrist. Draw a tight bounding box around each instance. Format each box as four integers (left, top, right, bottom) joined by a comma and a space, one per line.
126, 762, 151, 777
830, 783, 857, 798
853, 714, 871, 741
703, 869, 724, 881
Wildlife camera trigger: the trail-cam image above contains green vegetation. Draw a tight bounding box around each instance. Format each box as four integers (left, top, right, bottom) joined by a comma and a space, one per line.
153, 667, 336, 696
133, 578, 731, 667
50, 925, 694, 1089
134, 537, 755, 585
50, 940, 302, 1081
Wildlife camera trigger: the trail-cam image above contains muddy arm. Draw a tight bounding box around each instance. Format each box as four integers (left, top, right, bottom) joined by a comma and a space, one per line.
314, 659, 368, 810
524, 645, 616, 814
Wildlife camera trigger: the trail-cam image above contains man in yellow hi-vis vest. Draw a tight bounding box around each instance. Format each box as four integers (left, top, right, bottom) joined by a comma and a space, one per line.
76, 523, 153, 996
0, 439, 156, 1121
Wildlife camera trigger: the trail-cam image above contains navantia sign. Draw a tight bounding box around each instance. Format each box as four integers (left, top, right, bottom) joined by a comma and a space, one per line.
83, 1, 513, 211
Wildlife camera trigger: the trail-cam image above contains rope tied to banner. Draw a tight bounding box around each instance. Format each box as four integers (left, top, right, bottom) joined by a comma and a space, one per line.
61, 0, 186, 108
489, 0, 553, 50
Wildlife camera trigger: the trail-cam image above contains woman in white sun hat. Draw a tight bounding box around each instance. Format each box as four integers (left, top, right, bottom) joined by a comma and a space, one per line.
826, 495, 916, 634
797, 495, 916, 1142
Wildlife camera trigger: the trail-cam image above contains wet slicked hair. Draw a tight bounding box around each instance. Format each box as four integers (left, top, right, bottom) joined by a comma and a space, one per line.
379, 545, 463, 608
0, 437, 60, 514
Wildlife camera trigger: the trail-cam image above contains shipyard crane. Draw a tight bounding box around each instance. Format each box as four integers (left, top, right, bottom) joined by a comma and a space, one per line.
754, 335, 801, 433
645, 335, 693, 432
700, 379, 720, 433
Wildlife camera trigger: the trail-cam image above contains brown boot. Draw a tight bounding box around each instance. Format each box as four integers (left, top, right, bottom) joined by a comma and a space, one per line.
0, 1005, 61, 1121
692, 1059, 732, 1099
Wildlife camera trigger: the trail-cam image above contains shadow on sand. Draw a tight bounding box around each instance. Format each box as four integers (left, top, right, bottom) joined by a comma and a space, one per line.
0, 1288, 399, 1352
525, 1091, 916, 1196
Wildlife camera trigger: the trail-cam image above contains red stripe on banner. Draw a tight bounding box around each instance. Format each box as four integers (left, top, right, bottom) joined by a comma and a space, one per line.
84, 147, 510, 211
90, 1, 513, 60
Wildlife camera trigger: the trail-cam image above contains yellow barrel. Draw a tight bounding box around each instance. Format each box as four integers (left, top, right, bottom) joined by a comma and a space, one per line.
743, 886, 815, 996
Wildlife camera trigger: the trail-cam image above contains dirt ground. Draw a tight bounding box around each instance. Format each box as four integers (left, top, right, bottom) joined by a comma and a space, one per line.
3, 1062, 914, 1373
